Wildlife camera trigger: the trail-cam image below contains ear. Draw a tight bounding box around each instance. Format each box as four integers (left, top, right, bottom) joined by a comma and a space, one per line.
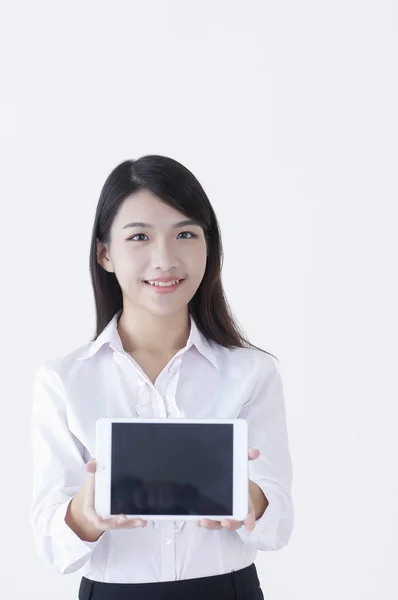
96, 239, 115, 273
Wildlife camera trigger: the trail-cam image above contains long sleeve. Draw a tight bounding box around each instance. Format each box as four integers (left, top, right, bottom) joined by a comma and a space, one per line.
235, 355, 294, 551
29, 363, 103, 575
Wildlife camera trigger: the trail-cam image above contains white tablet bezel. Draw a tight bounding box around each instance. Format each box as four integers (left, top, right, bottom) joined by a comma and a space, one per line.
95, 418, 248, 521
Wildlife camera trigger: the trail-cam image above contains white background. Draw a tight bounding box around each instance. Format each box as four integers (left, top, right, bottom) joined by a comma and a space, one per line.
1, 1, 397, 599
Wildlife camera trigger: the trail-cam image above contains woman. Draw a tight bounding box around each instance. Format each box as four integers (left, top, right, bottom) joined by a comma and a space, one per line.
29, 155, 294, 599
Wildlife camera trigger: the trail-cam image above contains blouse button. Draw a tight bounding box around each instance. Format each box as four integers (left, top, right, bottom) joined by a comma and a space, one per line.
164, 537, 172, 544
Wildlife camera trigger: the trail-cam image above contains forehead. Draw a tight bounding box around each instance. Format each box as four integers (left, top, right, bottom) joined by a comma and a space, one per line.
114, 190, 187, 226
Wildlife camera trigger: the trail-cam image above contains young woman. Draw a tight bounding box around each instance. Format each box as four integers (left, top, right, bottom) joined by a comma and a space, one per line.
30, 155, 294, 600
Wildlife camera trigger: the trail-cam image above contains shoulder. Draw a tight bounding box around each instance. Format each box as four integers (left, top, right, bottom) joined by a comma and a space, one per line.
34, 341, 94, 387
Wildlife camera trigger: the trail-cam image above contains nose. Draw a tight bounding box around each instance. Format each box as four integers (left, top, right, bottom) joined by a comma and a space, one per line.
150, 239, 180, 271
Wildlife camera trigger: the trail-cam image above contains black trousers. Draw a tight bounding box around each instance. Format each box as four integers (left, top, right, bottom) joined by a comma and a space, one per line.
78, 563, 264, 600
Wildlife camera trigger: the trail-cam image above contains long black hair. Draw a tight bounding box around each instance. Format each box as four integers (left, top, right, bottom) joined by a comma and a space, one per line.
89, 154, 276, 359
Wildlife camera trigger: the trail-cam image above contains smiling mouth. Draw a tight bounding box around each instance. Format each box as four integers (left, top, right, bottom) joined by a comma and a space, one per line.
144, 278, 184, 287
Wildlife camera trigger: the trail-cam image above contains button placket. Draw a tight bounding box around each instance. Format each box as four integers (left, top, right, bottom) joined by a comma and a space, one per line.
160, 521, 176, 581
113, 352, 153, 417
135, 385, 153, 417
164, 356, 184, 418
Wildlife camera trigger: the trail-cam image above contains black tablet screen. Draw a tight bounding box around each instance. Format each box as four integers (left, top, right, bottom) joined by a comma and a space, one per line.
110, 422, 233, 516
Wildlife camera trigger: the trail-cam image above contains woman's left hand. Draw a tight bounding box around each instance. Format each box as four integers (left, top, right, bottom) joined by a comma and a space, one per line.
196, 447, 260, 532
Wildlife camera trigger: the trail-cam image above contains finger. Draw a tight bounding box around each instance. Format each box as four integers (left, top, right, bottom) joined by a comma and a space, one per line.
126, 518, 147, 528
86, 512, 147, 530
115, 515, 138, 526
86, 458, 97, 474
221, 519, 242, 530
198, 519, 222, 530
83, 462, 96, 512
115, 515, 147, 528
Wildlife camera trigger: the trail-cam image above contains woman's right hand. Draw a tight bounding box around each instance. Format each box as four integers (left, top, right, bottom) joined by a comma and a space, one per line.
75, 458, 148, 535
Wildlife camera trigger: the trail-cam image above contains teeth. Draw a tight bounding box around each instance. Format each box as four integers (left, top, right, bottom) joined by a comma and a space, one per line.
147, 280, 180, 287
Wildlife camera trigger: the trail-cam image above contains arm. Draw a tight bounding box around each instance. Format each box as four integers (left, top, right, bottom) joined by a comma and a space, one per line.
29, 363, 104, 574
235, 354, 294, 551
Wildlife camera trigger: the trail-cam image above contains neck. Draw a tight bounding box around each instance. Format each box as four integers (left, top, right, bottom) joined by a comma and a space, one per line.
117, 306, 191, 356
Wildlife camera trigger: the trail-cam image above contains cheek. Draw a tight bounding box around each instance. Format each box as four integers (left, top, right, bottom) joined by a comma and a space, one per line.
185, 258, 207, 292
186, 261, 206, 285
113, 253, 144, 284
184, 243, 207, 272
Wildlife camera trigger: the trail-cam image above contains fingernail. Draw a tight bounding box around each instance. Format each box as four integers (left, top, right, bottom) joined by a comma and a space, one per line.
221, 520, 228, 526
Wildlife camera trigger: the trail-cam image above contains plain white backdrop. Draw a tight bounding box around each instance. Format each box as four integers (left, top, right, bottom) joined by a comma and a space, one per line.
1, 1, 397, 598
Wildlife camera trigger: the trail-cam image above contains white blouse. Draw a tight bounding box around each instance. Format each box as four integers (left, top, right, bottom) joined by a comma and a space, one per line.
29, 311, 294, 583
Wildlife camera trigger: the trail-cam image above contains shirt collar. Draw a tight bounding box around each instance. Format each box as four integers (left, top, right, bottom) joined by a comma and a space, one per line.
77, 310, 219, 369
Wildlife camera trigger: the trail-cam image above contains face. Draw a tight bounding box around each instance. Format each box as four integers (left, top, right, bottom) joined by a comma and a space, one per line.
97, 189, 208, 318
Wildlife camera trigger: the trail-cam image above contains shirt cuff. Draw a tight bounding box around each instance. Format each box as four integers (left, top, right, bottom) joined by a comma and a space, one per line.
50, 498, 103, 574
235, 483, 281, 551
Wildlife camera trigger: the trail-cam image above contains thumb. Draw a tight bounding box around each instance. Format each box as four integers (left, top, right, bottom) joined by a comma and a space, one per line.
83, 459, 96, 511
248, 447, 260, 460
86, 458, 97, 475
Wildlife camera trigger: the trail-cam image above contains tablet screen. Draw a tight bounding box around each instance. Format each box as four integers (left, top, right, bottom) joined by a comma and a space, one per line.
110, 422, 233, 516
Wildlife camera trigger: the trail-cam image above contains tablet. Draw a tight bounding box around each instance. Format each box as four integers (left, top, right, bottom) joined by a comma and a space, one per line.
95, 418, 248, 521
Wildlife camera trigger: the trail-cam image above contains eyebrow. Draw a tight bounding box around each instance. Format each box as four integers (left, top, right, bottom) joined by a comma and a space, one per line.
122, 219, 200, 230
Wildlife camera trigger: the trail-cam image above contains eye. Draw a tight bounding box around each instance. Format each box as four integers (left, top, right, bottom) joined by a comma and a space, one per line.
128, 233, 148, 241
177, 231, 197, 239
